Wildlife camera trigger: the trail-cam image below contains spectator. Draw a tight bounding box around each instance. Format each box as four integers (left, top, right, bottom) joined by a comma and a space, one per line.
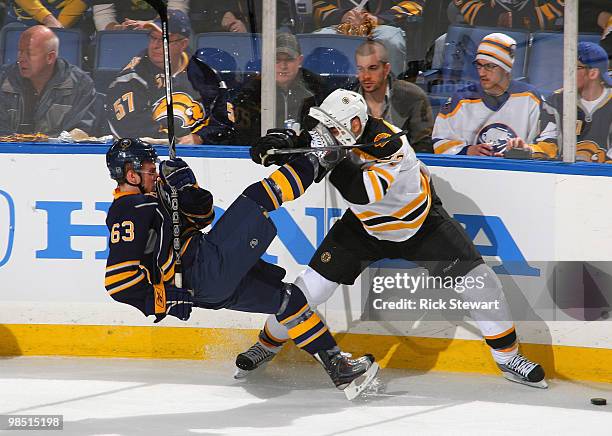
452, 0, 563, 31
4, 0, 87, 28
105, 9, 204, 143
432, 32, 543, 157
312, 1, 426, 76
92, 0, 186, 31
0, 25, 97, 135
512, 42, 612, 162
579, 1, 611, 56
232, 33, 326, 143
353, 39, 433, 152
172, 1, 291, 34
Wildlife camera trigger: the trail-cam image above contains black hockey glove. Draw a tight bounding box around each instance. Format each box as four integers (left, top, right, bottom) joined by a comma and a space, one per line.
159, 158, 197, 191
153, 286, 194, 322
250, 128, 302, 167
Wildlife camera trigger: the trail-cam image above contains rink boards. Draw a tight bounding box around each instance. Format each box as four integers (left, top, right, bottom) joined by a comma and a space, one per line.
0, 145, 611, 382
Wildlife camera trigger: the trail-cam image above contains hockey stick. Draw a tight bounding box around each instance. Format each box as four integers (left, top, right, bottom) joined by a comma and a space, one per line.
266, 129, 408, 155
144, 0, 183, 289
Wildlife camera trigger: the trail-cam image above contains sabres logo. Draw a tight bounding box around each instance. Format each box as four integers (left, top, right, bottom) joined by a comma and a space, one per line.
153, 92, 205, 129
373, 132, 391, 148
119, 138, 132, 149
576, 141, 607, 163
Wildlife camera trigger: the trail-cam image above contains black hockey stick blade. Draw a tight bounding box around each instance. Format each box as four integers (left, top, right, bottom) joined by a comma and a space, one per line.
266, 130, 408, 155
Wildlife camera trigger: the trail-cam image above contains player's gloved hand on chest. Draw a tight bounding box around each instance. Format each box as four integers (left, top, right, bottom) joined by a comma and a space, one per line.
157, 286, 194, 322
250, 128, 301, 167
160, 158, 197, 191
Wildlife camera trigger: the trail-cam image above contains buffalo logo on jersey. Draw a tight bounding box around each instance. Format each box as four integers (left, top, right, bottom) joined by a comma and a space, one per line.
153, 92, 205, 129
576, 141, 612, 163
119, 138, 133, 149
477, 123, 517, 153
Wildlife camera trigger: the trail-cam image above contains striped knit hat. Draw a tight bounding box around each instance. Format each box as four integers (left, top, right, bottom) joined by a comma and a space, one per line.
475, 33, 516, 73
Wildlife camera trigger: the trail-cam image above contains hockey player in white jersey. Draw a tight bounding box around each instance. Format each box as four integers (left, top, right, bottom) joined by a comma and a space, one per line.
238, 88, 548, 389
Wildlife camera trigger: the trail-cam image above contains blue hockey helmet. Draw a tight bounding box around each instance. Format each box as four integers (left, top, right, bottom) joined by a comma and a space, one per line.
106, 138, 158, 182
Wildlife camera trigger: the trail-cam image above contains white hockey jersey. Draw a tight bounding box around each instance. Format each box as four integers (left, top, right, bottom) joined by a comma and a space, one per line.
432, 81, 542, 155
329, 118, 431, 242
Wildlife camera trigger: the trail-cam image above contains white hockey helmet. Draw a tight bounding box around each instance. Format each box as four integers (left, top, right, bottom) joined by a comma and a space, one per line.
309, 89, 368, 146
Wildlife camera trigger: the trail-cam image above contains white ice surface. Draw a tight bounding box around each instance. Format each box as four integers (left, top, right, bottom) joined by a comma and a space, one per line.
0, 357, 611, 435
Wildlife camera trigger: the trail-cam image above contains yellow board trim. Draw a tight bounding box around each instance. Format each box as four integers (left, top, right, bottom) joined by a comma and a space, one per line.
1, 324, 611, 383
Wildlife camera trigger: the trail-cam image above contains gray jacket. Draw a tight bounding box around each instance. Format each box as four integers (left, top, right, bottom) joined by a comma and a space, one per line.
0, 58, 98, 136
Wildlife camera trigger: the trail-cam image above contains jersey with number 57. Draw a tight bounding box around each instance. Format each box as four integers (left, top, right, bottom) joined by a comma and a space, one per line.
106, 51, 205, 140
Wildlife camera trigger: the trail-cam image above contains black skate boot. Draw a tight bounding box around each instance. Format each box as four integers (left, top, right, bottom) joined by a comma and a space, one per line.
314, 347, 380, 400
498, 353, 547, 389
234, 341, 280, 379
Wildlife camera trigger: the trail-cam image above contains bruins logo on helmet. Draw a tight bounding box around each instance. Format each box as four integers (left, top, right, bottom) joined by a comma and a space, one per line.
152, 92, 205, 129
373, 132, 391, 148
576, 141, 607, 163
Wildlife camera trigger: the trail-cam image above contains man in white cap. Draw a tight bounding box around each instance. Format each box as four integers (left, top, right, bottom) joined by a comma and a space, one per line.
432, 32, 544, 157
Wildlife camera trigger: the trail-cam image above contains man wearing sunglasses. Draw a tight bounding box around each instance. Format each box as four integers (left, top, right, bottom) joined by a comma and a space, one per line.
432, 32, 545, 157
105, 10, 204, 144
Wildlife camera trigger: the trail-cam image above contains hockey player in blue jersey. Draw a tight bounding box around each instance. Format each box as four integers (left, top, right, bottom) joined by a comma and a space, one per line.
103, 138, 379, 400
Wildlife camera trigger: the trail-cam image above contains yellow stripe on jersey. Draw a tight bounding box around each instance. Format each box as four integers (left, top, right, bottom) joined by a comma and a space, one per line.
284, 164, 305, 196
438, 98, 483, 119
270, 170, 295, 201
279, 304, 309, 325
367, 171, 383, 201
390, 174, 429, 219
435, 140, 464, 155
539, 4, 555, 21
358, 173, 431, 232
105, 270, 139, 287
105, 260, 140, 273
295, 326, 329, 349
511, 91, 541, 105
260, 180, 280, 210
161, 250, 174, 274
287, 312, 322, 339
370, 166, 395, 186
107, 272, 145, 295
314, 3, 336, 27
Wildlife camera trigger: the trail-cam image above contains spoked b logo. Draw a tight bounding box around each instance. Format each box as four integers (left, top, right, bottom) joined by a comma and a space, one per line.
0, 189, 15, 268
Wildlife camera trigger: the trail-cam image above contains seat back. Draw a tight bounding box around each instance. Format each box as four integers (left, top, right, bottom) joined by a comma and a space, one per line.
195, 32, 261, 73
527, 32, 602, 93
297, 33, 365, 74
93, 30, 149, 92
0, 27, 82, 67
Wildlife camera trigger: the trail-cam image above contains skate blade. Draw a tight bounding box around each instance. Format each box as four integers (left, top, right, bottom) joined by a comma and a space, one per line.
502, 372, 548, 389
343, 362, 380, 400
233, 362, 269, 380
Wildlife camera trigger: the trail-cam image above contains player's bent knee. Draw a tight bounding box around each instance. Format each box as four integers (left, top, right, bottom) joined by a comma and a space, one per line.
294, 267, 339, 307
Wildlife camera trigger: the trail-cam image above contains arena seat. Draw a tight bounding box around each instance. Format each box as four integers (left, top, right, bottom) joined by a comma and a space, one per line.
0, 26, 82, 67
93, 30, 149, 93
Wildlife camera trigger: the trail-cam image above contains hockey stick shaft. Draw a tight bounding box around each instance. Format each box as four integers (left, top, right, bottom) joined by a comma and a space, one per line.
266, 129, 408, 155
144, 0, 176, 155
144, 0, 182, 289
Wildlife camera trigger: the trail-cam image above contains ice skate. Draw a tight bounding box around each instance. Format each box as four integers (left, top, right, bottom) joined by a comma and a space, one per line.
498, 353, 548, 389
234, 341, 280, 379
315, 347, 380, 400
